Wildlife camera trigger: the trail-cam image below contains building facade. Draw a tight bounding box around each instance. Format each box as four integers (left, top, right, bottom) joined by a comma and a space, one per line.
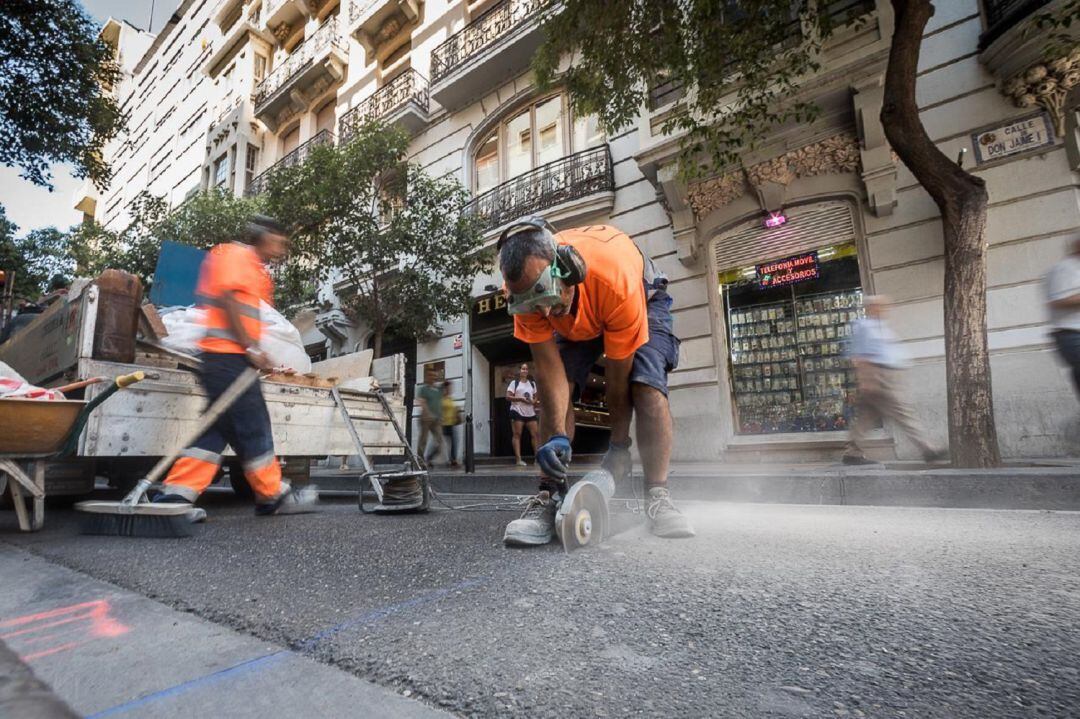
82, 0, 1079, 462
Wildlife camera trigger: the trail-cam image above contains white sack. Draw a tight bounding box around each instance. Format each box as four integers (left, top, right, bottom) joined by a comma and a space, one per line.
157, 302, 311, 373
259, 302, 311, 373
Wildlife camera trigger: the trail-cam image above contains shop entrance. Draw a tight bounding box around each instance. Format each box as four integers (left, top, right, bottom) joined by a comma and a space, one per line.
713, 202, 866, 436
470, 291, 612, 457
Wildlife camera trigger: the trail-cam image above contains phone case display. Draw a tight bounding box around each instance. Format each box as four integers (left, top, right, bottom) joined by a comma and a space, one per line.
729, 290, 864, 434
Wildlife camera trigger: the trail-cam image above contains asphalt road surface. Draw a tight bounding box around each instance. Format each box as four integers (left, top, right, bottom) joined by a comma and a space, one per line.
2, 494, 1078, 718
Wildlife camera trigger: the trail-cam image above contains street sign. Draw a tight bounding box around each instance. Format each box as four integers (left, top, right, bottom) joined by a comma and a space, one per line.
971, 112, 1055, 165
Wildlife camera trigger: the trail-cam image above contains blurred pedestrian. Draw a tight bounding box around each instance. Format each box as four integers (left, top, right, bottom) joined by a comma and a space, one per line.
506, 362, 540, 467
1046, 236, 1080, 396
415, 367, 445, 464
842, 295, 947, 465
441, 380, 461, 467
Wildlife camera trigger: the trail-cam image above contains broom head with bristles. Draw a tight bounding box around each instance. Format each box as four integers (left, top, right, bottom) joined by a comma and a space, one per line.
74, 501, 202, 538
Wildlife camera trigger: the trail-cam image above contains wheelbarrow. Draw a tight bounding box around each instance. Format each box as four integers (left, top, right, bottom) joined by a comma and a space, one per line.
0, 372, 146, 532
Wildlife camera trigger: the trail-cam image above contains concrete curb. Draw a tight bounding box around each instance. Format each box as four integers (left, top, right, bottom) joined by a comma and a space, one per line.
0, 639, 79, 719
666, 468, 1080, 510
316, 466, 1080, 510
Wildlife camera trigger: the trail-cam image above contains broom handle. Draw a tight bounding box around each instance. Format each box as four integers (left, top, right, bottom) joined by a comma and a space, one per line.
143, 366, 262, 486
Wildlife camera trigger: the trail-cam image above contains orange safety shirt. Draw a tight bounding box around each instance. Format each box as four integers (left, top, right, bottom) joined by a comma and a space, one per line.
513, 226, 648, 360
196, 242, 273, 354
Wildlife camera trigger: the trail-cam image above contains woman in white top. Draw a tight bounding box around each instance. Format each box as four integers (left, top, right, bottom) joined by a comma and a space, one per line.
506, 363, 541, 467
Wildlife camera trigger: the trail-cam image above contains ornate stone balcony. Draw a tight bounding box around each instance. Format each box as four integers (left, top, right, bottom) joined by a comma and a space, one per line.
245, 129, 335, 196
463, 145, 614, 235
429, 0, 548, 110
72, 179, 98, 217
979, 0, 1079, 138
339, 69, 430, 141
347, 0, 422, 56
253, 17, 347, 131
980, 0, 1053, 51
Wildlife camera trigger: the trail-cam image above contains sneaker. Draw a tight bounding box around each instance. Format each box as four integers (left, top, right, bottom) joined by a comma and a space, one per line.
503, 491, 557, 546
255, 484, 319, 516
646, 487, 695, 538
151, 493, 193, 504
515, 459, 527, 467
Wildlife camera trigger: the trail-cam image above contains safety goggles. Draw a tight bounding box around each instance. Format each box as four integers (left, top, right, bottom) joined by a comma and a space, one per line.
505, 259, 572, 315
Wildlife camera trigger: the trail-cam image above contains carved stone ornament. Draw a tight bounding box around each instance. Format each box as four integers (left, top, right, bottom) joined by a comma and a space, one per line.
273, 22, 294, 44
687, 132, 861, 218
377, 16, 403, 44
1001, 45, 1080, 136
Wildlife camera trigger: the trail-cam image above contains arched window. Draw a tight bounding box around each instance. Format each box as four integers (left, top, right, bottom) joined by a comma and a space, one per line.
472, 92, 605, 195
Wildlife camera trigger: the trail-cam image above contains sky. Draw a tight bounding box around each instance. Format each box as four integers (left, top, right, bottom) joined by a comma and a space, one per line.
0, 1, 179, 237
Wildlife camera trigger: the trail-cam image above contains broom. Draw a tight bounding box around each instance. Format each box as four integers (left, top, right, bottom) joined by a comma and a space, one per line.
75, 367, 261, 537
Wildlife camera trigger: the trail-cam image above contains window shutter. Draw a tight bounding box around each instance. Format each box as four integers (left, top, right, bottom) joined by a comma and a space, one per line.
712, 202, 857, 271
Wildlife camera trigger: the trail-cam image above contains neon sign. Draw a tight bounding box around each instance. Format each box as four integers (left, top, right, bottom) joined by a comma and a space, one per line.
756, 251, 819, 289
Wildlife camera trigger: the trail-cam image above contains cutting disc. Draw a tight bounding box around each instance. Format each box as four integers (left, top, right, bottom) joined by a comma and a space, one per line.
555, 481, 610, 553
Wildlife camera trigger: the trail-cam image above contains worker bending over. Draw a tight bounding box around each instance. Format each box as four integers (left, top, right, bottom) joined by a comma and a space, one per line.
154, 215, 315, 515
498, 218, 694, 545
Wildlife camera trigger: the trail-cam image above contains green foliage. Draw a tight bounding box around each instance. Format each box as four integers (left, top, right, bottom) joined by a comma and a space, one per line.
0, 0, 124, 188
1029, 0, 1080, 58
263, 121, 488, 355
66, 189, 263, 291
534, 0, 862, 178
0, 206, 72, 299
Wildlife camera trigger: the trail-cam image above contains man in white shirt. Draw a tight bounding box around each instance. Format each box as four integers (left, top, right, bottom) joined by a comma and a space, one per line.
1046, 237, 1080, 395
842, 295, 946, 464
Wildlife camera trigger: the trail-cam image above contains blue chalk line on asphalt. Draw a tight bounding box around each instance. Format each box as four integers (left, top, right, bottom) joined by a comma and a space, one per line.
86, 576, 487, 718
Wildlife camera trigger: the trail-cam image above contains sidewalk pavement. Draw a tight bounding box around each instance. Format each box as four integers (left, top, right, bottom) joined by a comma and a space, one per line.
0, 549, 450, 719
314, 459, 1080, 511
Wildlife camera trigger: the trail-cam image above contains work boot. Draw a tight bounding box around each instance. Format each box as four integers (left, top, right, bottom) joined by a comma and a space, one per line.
646, 487, 695, 538
503, 490, 558, 546
255, 483, 319, 516
151, 493, 207, 523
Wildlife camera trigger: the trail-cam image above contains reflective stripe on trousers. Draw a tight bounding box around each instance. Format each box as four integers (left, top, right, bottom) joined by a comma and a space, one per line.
162, 353, 282, 502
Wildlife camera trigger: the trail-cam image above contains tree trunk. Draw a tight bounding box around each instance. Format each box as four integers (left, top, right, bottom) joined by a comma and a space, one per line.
881, 0, 1001, 467
372, 327, 383, 359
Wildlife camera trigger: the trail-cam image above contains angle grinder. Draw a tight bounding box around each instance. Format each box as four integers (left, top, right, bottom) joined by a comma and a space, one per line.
554, 468, 616, 553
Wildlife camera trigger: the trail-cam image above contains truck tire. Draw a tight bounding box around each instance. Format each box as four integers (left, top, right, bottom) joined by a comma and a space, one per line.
102, 459, 156, 495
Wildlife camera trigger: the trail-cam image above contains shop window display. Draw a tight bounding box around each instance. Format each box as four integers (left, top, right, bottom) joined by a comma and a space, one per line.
720, 243, 864, 434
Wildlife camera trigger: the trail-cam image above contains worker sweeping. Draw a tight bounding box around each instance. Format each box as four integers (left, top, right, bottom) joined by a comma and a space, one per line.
498, 217, 694, 545
153, 215, 316, 515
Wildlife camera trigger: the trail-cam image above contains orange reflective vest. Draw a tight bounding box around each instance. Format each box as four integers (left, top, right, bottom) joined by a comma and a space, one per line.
196, 242, 273, 354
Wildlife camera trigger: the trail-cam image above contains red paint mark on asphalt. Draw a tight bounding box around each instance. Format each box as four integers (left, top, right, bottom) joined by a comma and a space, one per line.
0, 600, 130, 662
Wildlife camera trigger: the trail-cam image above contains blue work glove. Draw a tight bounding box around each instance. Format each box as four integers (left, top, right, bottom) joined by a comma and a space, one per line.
601, 439, 633, 486
536, 434, 573, 480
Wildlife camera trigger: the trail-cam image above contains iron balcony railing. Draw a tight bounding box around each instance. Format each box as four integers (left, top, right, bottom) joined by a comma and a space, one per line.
349, 0, 380, 25
254, 18, 345, 108
980, 0, 1052, 48
430, 0, 544, 84
463, 145, 613, 233
245, 130, 335, 196
646, 0, 874, 112
338, 69, 430, 142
